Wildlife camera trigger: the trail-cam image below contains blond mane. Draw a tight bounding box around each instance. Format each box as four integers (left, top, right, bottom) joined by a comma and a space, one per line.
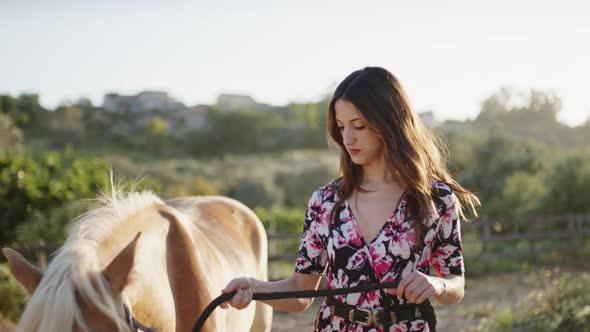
17, 187, 164, 332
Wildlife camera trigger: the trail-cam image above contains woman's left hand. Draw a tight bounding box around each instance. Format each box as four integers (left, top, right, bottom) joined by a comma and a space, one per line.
387, 271, 445, 304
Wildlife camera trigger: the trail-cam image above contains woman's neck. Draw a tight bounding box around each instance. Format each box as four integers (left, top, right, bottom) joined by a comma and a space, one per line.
358, 155, 408, 192
361, 156, 393, 186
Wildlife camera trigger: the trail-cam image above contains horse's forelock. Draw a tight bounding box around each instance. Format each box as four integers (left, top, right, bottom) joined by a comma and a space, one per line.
17, 190, 163, 332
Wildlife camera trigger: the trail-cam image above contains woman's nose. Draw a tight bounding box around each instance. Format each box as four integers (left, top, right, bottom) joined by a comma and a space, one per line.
342, 127, 355, 145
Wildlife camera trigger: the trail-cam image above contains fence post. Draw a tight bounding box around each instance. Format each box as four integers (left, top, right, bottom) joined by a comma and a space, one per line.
479, 218, 492, 273
37, 240, 47, 269
481, 218, 490, 254
573, 215, 583, 248
268, 220, 278, 279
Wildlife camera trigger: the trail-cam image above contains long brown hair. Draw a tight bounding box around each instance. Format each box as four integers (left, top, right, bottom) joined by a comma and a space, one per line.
327, 67, 480, 242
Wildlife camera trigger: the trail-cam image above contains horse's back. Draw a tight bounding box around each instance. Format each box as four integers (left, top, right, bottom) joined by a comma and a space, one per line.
165, 196, 267, 262
165, 196, 272, 331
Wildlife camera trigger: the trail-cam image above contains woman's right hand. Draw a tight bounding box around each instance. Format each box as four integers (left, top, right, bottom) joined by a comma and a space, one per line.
220, 277, 254, 309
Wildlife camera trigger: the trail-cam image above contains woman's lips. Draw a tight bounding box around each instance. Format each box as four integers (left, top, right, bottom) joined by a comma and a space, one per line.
349, 148, 361, 155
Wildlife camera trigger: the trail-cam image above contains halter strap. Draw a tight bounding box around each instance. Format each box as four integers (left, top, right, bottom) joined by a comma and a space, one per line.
124, 304, 158, 332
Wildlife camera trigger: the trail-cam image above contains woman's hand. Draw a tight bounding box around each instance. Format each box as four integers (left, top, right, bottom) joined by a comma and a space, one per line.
387, 271, 445, 304
220, 277, 254, 309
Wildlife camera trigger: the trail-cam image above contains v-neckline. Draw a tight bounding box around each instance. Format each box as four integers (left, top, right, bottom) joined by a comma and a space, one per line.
345, 190, 408, 246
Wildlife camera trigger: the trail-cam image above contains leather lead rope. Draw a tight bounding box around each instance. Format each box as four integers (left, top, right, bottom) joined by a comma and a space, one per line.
192, 280, 400, 332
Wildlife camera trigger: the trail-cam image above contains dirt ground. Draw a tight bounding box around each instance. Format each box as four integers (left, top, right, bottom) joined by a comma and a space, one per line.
271, 271, 545, 332
0, 319, 15, 332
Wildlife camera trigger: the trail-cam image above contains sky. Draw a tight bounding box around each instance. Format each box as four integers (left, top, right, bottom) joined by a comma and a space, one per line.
1, 0, 589, 126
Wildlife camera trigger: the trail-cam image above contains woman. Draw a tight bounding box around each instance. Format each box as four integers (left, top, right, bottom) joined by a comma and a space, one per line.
221, 66, 480, 331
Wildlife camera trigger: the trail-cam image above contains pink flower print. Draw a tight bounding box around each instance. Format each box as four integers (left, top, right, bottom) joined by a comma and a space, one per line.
310, 190, 323, 206
320, 305, 331, 320
449, 256, 463, 268
323, 186, 334, 199
334, 217, 362, 249
391, 323, 409, 332
434, 244, 457, 260
405, 228, 416, 246
348, 289, 380, 308
296, 257, 311, 270
439, 210, 455, 239
432, 258, 451, 277
333, 317, 345, 331
369, 243, 393, 277
346, 249, 368, 270
419, 247, 432, 269
306, 227, 323, 253
345, 275, 369, 305
339, 205, 354, 223
347, 324, 365, 332
334, 269, 349, 288
410, 320, 428, 331
327, 237, 336, 261
387, 230, 412, 259
401, 261, 416, 279
348, 277, 381, 307
423, 229, 437, 246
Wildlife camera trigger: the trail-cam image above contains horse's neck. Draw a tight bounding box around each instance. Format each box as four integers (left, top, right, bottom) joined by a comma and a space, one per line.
162, 209, 218, 331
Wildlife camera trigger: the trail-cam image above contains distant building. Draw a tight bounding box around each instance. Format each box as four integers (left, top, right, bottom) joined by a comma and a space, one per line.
167, 105, 210, 130
216, 94, 257, 111
419, 111, 438, 128
103, 91, 186, 112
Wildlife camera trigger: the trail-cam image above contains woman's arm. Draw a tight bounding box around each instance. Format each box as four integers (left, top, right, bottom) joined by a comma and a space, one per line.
221, 272, 323, 312
387, 271, 464, 305
431, 274, 464, 304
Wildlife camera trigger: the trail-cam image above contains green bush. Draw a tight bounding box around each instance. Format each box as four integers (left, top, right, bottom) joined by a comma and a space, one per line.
275, 163, 335, 207
0, 263, 27, 322
254, 206, 305, 234
485, 272, 590, 331
255, 206, 306, 260
0, 150, 109, 244
15, 202, 93, 244
228, 177, 282, 209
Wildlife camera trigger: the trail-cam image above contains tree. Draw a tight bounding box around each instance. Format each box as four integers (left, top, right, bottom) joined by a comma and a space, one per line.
0, 114, 23, 152
461, 136, 550, 218
142, 116, 169, 154
48, 105, 86, 142
543, 152, 590, 214
476, 88, 561, 126
15, 93, 44, 127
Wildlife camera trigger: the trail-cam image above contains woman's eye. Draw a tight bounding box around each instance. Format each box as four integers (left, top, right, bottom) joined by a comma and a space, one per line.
355, 126, 365, 130
338, 126, 344, 131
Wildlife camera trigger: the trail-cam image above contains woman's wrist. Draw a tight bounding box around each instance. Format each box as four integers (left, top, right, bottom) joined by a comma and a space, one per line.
436, 278, 447, 296
246, 277, 257, 292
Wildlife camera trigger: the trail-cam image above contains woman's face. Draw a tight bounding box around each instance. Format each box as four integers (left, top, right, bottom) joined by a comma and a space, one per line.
334, 99, 384, 167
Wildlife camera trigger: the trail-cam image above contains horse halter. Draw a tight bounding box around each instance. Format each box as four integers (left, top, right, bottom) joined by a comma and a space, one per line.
124, 304, 157, 332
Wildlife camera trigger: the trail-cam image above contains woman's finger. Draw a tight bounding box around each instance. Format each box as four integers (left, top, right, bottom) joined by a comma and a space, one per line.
412, 282, 432, 304
404, 278, 423, 303
396, 273, 415, 300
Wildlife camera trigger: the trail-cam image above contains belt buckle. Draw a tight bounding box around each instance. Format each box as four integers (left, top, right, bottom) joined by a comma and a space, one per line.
353, 308, 377, 327
390, 311, 397, 324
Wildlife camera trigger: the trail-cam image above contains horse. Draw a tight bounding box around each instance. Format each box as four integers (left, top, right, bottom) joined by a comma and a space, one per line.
2, 189, 273, 331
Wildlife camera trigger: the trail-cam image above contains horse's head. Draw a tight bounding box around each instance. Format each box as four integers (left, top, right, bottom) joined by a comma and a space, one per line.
3, 233, 147, 332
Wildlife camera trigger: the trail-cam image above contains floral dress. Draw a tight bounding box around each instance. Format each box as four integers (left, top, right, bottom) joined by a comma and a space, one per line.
294, 180, 465, 332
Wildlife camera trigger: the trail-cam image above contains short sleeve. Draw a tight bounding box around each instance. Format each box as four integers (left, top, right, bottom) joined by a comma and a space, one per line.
430, 187, 465, 277
294, 189, 328, 275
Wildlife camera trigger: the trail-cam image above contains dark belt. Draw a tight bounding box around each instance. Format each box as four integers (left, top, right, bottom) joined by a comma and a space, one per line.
326, 296, 428, 328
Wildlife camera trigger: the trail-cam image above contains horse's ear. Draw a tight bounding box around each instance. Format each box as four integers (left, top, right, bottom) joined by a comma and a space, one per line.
102, 232, 141, 295
2, 248, 43, 294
